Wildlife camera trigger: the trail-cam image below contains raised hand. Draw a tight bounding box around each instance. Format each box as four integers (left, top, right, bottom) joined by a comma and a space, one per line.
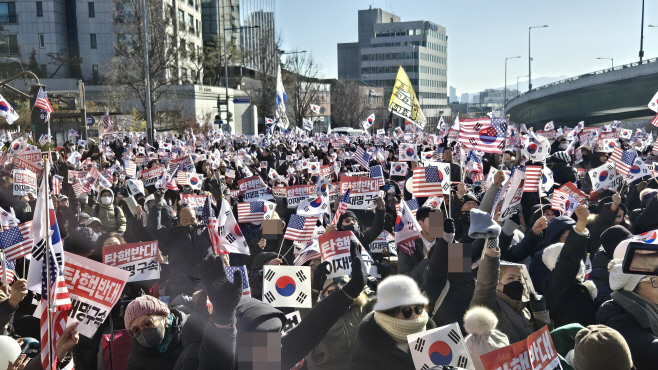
200, 254, 242, 325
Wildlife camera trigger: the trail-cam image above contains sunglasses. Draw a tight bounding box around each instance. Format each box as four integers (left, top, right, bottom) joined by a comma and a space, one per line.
128, 316, 161, 337
392, 305, 425, 319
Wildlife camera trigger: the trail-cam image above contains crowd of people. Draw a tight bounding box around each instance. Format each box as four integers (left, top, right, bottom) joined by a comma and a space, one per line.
0, 119, 656, 370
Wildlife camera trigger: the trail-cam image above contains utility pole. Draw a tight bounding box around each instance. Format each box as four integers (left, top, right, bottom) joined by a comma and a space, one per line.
142, 0, 153, 145
640, 0, 645, 63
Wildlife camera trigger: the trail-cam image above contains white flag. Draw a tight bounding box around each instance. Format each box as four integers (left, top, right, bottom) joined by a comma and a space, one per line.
407, 322, 474, 370
262, 266, 312, 308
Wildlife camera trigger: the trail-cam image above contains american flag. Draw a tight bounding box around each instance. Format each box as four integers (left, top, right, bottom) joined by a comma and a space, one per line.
202, 196, 222, 253
609, 146, 637, 176
652, 113, 658, 127
124, 160, 136, 177
354, 146, 371, 169
39, 134, 51, 146
332, 189, 351, 225
51, 175, 63, 196
0, 153, 7, 167
552, 189, 569, 211
177, 171, 191, 185
458, 118, 508, 154
0, 221, 33, 261
0, 257, 16, 285
237, 201, 268, 223
523, 165, 543, 192
405, 198, 419, 218
34, 87, 54, 114
103, 107, 113, 132
71, 181, 86, 197
370, 165, 384, 188
284, 215, 318, 241
294, 240, 322, 266
37, 299, 68, 370
412, 165, 449, 197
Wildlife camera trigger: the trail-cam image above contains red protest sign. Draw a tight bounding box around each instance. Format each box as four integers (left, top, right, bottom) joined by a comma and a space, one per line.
141, 165, 165, 186
319, 231, 356, 279
238, 175, 273, 202
102, 241, 160, 282
12, 157, 43, 178
558, 182, 588, 203
339, 176, 380, 210
481, 326, 560, 370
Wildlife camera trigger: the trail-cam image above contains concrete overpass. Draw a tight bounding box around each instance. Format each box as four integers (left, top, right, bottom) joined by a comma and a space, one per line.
505, 57, 658, 129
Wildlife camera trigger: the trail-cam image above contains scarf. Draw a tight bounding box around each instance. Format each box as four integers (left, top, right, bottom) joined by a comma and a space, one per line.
611, 290, 658, 335
374, 310, 428, 342
157, 314, 174, 353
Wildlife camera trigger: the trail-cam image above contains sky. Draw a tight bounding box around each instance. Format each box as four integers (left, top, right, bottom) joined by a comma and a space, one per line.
275, 0, 658, 96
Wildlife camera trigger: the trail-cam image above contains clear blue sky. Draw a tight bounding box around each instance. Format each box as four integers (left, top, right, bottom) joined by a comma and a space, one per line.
275, 0, 658, 95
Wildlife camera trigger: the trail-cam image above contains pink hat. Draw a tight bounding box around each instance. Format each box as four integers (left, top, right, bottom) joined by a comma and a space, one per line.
124, 295, 170, 328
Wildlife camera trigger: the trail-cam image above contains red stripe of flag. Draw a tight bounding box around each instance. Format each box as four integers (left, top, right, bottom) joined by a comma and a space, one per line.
523, 166, 543, 192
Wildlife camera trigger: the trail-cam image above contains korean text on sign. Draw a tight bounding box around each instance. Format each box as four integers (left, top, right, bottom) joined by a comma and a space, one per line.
102, 241, 160, 282
319, 231, 357, 279
339, 176, 381, 210
238, 176, 273, 202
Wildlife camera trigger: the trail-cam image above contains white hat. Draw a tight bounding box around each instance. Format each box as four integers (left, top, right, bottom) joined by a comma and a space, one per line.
373, 275, 428, 312
608, 259, 645, 292
542, 243, 564, 271
463, 306, 510, 370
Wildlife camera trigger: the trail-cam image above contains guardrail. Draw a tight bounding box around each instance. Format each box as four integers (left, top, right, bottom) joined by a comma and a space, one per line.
506, 57, 658, 106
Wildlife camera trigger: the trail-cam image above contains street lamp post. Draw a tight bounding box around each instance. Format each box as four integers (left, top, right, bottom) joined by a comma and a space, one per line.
597, 57, 614, 69
505, 56, 521, 109
222, 25, 259, 128
517, 75, 529, 97
529, 25, 548, 91
640, 0, 646, 63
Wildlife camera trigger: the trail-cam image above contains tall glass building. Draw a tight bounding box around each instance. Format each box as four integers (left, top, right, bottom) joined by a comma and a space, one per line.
201, 0, 275, 76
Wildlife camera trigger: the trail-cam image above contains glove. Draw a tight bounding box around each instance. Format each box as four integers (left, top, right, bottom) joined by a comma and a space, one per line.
312, 261, 330, 292
443, 217, 455, 243
529, 292, 547, 314
200, 254, 242, 325
153, 189, 165, 202
342, 240, 367, 298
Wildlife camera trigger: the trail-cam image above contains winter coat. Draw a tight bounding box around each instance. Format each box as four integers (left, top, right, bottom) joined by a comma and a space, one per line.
423, 239, 475, 333
349, 311, 437, 370
0, 289, 17, 331
127, 309, 188, 370
197, 285, 356, 370
471, 250, 551, 344
503, 228, 544, 263
397, 238, 428, 286
306, 298, 373, 370
596, 298, 658, 370
589, 247, 613, 306
147, 206, 213, 296
588, 202, 628, 255
544, 227, 598, 328
338, 208, 385, 253
85, 189, 127, 233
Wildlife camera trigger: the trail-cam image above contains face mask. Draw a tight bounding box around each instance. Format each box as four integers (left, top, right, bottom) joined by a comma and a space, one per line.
135, 319, 166, 348
342, 224, 357, 233
101, 196, 112, 205
387, 187, 396, 195
501, 280, 524, 301
183, 224, 197, 233
559, 143, 568, 150
460, 211, 471, 224
97, 232, 103, 236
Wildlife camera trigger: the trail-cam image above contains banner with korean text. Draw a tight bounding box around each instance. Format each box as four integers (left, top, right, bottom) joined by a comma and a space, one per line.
481, 326, 561, 370
238, 176, 273, 202
339, 176, 381, 210
102, 241, 160, 282
13, 169, 37, 196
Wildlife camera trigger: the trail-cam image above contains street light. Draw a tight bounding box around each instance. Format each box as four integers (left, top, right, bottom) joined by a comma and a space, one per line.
640, 0, 646, 63
597, 57, 614, 69
223, 25, 259, 126
529, 25, 548, 91
505, 56, 521, 109
517, 75, 529, 97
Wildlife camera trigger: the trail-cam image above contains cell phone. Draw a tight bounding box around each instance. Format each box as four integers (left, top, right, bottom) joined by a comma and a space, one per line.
622, 242, 658, 275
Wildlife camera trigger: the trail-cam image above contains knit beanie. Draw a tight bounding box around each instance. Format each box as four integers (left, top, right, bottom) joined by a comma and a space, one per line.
608, 259, 644, 292
463, 307, 509, 370
373, 275, 428, 312
468, 209, 501, 239
552, 151, 570, 163
572, 325, 633, 370
600, 226, 632, 257
124, 295, 170, 328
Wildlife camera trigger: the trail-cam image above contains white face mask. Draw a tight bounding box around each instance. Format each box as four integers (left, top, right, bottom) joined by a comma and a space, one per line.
101, 196, 112, 205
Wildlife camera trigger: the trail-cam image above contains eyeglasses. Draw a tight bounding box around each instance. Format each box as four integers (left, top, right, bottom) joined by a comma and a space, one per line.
128, 315, 162, 337
640, 276, 658, 289
391, 305, 425, 319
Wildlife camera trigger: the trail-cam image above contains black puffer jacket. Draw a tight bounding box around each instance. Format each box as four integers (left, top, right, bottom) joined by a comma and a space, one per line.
589, 247, 613, 306
127, 309, 188, 370
596, 299, 658, 370
349, 311, 437, 370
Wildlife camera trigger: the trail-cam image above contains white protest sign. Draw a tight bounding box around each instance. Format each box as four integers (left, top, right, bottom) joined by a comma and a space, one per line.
102, 241, 160, 282
12, 169, 37, 196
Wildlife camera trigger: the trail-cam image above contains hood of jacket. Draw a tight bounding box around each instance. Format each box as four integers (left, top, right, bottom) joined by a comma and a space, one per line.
99, 188, 115, 209
544, 216, 575, 245
236, 296, 287, 332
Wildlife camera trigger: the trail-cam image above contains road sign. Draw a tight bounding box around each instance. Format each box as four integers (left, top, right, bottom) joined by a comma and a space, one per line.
214, 120, 223, 126
86, 116, 95, 126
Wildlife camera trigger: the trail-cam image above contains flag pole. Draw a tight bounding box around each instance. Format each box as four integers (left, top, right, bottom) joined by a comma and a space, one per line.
44, 151, 55, 370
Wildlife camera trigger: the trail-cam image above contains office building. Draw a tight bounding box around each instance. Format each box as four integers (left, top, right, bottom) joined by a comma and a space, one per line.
460, 93, 470, 104
337, 6, 449, 127
449, 86, 457, 104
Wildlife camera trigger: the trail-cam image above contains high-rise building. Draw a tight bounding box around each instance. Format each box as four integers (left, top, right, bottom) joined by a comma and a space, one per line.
460, 93, 470, 104
337, 6, 449, 126
202, 0, 275, 78
449, 86, 457, 104
0, 0, 203, 83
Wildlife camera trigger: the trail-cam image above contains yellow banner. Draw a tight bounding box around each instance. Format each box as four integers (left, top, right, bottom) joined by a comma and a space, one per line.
388, 66, 426, 129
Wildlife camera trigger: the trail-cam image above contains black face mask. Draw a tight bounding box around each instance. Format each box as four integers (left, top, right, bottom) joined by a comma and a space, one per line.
342, 224, 357, 233
182, 224, 198, 233
460, 211, 471, 224
502, 280, 524, 301
135, 320, 166, 348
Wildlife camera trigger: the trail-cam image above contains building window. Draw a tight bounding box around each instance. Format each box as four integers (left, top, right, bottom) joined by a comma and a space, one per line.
0, 2, 17, 23
178, 9, 184, 29
88, 2, 95, 17
90, 34, 97, 49
117, 33, 138, 53
40, 64, 46, 77
92, 65, 99, 82
188, 14, 193, 32
36, 1, 43, 17
39, 33, 45, 48
179, 39, 185, 52
0, 34, 18, 54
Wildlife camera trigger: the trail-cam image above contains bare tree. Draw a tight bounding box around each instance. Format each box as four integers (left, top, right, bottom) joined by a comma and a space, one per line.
242, 28, 283, 122
47, 48, 83, 78
104, 0, 187, 127
283, 50, 322, 128
331, 81, 372, 129
189, 35, 242, 86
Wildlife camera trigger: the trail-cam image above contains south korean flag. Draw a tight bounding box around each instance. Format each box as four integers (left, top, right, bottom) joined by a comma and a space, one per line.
407, 322, 474, 370
589, 162, 618, 192
399, 143, 420, 162
262, 266, 312, 308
